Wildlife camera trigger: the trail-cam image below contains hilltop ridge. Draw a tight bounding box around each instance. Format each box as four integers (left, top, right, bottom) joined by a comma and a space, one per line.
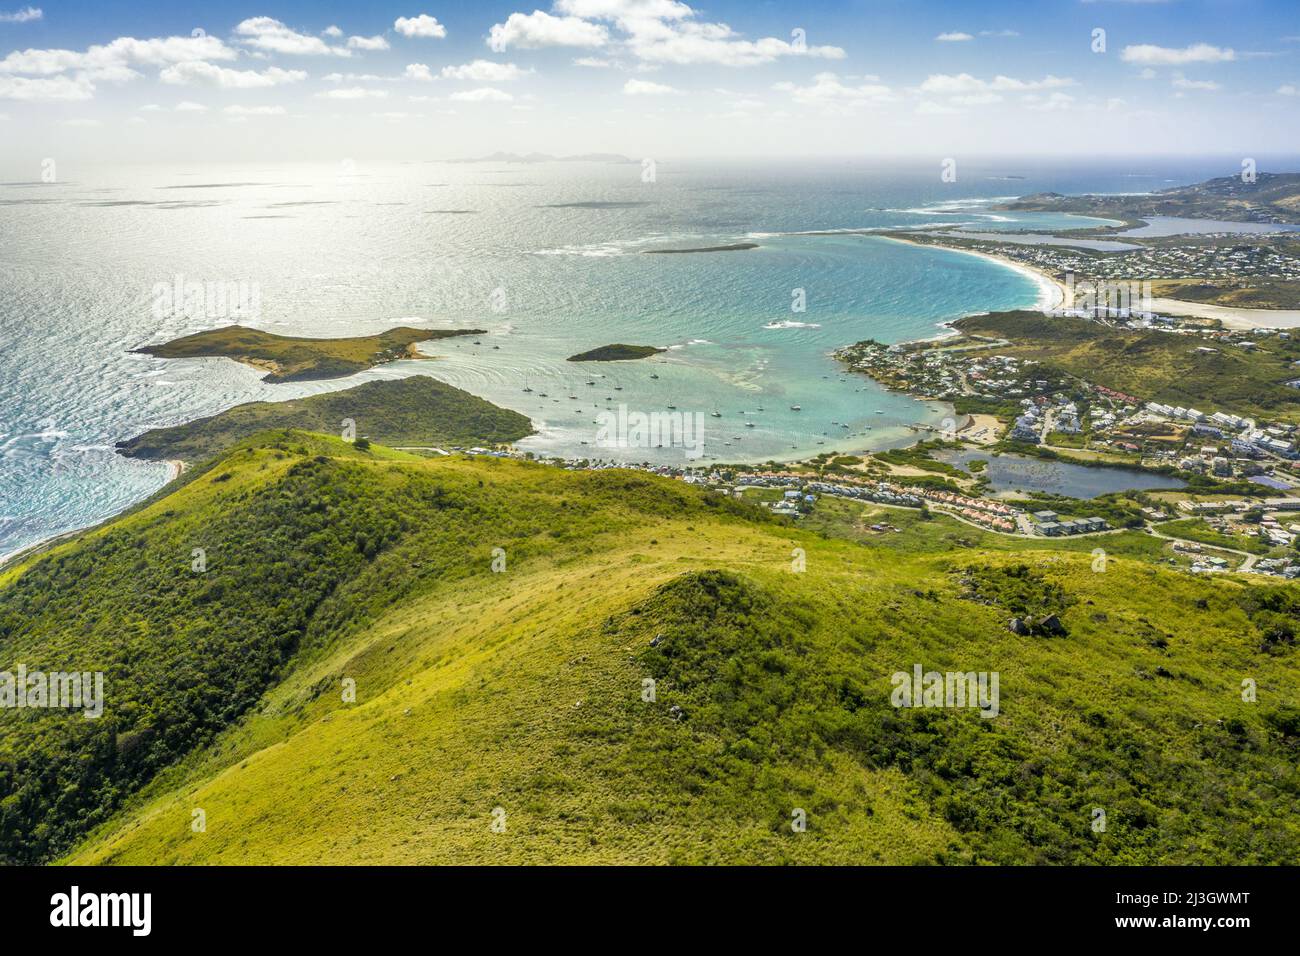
0, 431, 1294, 865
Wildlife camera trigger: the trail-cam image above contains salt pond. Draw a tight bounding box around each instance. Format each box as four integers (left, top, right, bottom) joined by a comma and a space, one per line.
936, 449, 1186, 498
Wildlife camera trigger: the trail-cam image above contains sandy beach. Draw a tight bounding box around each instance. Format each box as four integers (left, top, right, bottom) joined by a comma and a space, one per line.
1146, 297, 1300, 331
893, 233, 1300, 330
885, 235, 1067, 312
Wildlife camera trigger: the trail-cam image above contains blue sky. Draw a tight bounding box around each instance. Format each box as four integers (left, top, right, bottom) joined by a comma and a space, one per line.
1, 1, 1298, 161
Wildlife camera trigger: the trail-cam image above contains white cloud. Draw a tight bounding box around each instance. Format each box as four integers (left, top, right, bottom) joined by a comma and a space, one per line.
323, 26, 343, 39
404, 63, 434, 81
573, 56, 613, 67
631, 28, 844, 66
1023, 91, 1075, 111
0, 73, 93, 100
160, 61, 308, 89
978, 29, 1019, 38
556, 0, 693, 16
0, 35, 236, 78
174, 100, 208, 112
236, 17, 350, 56
488, 11, 609, 51
1279, 83, 1299, 96
318, 87, 389, 100
394, 14, 447, 39
775, 72, 893, 111
1172, 73, 1220, 91
449, 86, 514, 102
919, 73, 1075, 95
224, 104, 286, 115
916, 100, 961, 115
530, 0, 844, 66
623, 78, 678, 94
0, 6, 42, 22
935, 32, 973, 42
440, 60, 533, 81
1120, 43, 1235, 66
348, 35, 391, 52
324, 72, 387, 82
950, 92, 1002, 106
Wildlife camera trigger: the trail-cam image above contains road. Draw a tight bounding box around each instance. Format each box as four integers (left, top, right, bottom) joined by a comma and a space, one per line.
1146, 526, 1259, 571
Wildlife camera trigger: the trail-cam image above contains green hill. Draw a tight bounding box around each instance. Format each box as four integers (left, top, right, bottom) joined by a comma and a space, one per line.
0, 432, 1295, 865
115, 375, 534, 463
998, 172, 1300, 225
135, 325, 485, 383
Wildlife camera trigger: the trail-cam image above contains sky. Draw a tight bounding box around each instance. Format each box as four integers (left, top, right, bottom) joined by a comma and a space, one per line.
1, 0, 1299, 163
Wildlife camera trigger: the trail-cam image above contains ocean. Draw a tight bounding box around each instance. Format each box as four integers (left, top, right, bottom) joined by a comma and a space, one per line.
0, 155, 1274, 559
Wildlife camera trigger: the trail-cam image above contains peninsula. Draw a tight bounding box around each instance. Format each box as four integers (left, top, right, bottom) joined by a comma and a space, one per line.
135, 325, 485, 383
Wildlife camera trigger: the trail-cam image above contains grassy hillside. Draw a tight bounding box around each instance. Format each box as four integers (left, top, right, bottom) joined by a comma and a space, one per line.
0, 433, 1295, 865
954, 310, 1300, 422
115, 376, 534, 463
1149, 278, 1300, 311
136, 325, 484, 383
567, 344, 665, 362
998, 172, 1300, 225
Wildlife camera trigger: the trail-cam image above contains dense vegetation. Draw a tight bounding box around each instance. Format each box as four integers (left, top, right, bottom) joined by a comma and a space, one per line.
954, 310, 1300, 423
0, 432, 1295, 865
567, 344, 665, 362
137, 325, 484, 382
116, 376, 533, 462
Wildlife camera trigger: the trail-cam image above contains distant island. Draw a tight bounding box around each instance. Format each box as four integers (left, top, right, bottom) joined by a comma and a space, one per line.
644, 242, 759, 254
135, 325, 484, 383
996, 171, 1300, 226
567, 344, 666, 362
116, 375, 533, 463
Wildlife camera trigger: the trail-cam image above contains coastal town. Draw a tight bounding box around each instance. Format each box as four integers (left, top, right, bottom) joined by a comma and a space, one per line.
896, 229, 1300, 290
458, 441, 1300, 579
449, 262, 1300, 581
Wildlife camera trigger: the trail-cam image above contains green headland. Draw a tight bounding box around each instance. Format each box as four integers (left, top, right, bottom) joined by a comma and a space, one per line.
115, 375, 534, 463
136, 325, 486, 383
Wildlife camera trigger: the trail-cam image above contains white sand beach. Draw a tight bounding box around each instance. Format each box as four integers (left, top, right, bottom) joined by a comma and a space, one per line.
886, 235, 1066, 312
896, 234, 1300, 330
1146, 297, 1300, 331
